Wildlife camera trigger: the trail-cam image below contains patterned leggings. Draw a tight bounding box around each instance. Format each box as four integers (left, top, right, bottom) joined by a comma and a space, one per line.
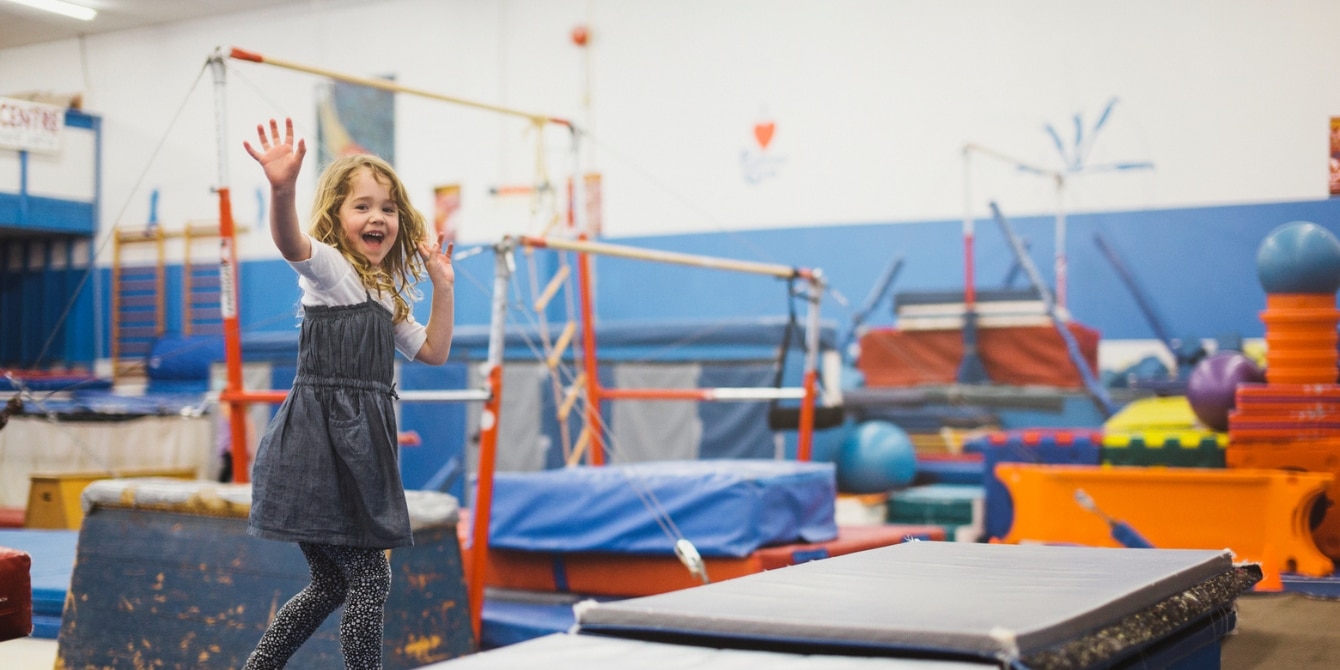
243, 542, 391, 670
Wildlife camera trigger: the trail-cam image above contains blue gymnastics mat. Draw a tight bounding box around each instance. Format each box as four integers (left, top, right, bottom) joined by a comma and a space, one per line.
485, 459, 837, 557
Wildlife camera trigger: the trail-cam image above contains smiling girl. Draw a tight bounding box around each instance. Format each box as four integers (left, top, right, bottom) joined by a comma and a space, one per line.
240, 118, 454, 669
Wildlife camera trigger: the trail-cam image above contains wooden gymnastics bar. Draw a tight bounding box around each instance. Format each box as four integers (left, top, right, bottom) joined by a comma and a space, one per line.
228, 47, 571, 129
519, 234, 814, 281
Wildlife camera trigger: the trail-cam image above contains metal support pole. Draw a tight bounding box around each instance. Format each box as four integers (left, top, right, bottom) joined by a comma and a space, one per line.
468, 240, 514, 640
208, 50, 250, 483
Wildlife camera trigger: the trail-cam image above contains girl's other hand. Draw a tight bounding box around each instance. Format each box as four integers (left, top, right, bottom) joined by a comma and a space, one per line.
418, 232, 455, 287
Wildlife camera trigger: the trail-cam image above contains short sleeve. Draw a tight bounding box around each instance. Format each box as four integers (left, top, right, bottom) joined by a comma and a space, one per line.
394, 312, 428, 360
289, 238, 368, 306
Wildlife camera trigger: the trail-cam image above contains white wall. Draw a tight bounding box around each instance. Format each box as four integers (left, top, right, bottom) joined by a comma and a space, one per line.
1, 0, 1336, 262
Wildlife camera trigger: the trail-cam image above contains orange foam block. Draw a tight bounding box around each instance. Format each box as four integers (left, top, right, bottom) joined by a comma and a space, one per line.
997, 464, 1334, 585
1227, 442, 1340, 561
465, 523, 945, 597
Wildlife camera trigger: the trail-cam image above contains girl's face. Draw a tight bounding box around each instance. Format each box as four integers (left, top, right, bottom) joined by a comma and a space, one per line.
339, 167, 400, 267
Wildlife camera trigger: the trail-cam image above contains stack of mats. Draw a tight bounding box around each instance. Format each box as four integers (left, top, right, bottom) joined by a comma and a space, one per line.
962, 429, 1102, 541
472, 460, 945, 647
432, 542, 1262, 669
1227, 382, 1340, 560
886, 484, 984, 542
57, 478, 474, 668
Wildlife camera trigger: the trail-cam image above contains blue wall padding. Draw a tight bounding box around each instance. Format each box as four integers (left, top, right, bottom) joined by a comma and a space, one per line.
398, 362, 469, 501
696, 362, 775, 459
96, 198, 1340, 365
966, 430, 1103, 541
483, 460, 838, 557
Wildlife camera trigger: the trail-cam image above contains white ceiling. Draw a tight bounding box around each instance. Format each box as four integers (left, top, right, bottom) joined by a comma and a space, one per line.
0, 0, 316, 51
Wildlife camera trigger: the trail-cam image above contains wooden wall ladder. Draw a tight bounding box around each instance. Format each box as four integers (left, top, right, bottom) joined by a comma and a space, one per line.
109, 222, 227, 384
110, 227, 165, 384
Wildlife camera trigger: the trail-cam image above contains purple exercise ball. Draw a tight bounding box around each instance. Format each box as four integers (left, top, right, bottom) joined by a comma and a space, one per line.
1186, 352, 1266, 431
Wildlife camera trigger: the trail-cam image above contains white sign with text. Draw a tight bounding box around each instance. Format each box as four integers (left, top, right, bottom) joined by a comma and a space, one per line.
0, 97, 64, 154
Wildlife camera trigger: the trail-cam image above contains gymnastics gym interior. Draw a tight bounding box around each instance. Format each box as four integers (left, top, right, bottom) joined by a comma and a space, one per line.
3, 2, 1340, 668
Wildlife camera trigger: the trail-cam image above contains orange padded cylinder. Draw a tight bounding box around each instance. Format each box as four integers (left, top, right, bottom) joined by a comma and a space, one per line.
1260, 294, 1339, 385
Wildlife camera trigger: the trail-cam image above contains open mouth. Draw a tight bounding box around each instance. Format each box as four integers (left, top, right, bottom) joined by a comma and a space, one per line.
362, 231, 386, 248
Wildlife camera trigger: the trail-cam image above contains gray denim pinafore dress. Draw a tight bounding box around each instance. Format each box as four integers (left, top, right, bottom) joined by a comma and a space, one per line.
248, 296, 413, 549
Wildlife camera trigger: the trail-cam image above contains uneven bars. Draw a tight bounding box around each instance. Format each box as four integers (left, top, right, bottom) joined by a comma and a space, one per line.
519, 235, 813, 281
228, 47, 572, 129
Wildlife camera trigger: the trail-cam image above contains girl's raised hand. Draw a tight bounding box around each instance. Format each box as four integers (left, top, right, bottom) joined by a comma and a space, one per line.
418, 233, 455, 287
243, 118, 306, 189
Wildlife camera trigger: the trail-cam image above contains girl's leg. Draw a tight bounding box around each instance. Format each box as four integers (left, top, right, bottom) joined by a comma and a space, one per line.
326, 546, 392, 670
243, 542, 348, 670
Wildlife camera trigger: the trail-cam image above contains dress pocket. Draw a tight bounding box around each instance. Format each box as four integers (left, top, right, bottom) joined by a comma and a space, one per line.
327, 390, 365, 429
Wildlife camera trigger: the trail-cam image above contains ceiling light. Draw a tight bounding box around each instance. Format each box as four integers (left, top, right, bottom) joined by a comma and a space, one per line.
4, 0, 98, 22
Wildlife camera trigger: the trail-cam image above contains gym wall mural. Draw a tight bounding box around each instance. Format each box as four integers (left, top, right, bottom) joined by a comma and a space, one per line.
316, 77, 396, 169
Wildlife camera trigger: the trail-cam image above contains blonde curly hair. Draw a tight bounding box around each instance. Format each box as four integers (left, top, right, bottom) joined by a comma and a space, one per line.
308, 154, 427, 323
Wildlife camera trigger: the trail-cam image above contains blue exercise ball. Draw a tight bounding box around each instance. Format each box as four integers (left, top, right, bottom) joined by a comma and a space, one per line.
1256, 221, 1340, 294
836, 421, 917, 494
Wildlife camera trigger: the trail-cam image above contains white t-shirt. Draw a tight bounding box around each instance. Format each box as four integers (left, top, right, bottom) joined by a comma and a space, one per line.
289, 236, 428, 360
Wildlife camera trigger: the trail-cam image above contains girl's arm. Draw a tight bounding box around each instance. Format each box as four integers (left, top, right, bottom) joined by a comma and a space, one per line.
414, 234, 456, 365
243, 118, 311, 262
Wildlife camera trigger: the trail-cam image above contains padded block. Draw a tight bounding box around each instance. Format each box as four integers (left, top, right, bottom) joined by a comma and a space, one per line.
1226, 442, 1340, 561
485, 460, 837, 557
57, 480, 474, 668
576, 541, 1257, 668
478, 524, 944, 597
887, 484, 983, 527
968, 430, 1101, 540
998, 463, 1335, 584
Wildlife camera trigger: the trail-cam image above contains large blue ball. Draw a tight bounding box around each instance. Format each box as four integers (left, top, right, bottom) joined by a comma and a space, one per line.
836, 421, 917, 494
1256, 221, 1340, 294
